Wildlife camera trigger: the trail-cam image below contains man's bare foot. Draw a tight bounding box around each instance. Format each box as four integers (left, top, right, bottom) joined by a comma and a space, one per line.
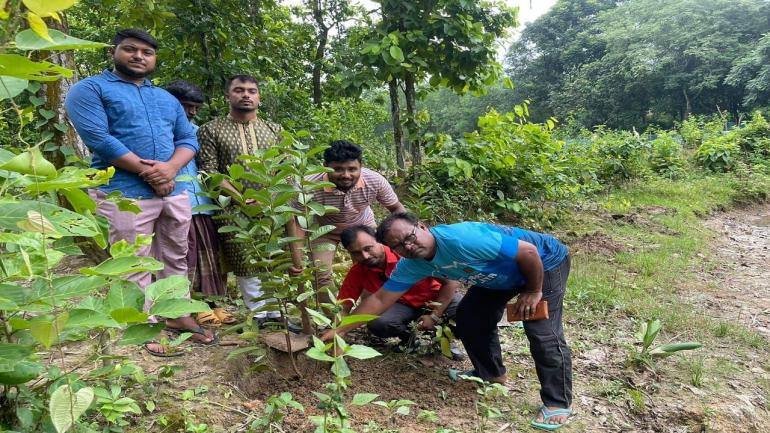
165, 317, 216, 344
490, 375, 507, 384
535, 405, 572, 426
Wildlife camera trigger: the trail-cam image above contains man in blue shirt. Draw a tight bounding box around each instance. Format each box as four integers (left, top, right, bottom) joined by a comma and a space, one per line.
326, 212, 573, 430
65, 29, 215, 355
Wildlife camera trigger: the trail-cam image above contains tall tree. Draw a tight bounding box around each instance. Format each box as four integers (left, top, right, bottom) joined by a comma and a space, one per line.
506, 0, 770, 129
342, 0, 516, 171
305, 0, 358, 106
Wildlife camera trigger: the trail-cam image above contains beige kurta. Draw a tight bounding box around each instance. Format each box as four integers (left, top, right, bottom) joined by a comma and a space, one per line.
197, 115, 283, 276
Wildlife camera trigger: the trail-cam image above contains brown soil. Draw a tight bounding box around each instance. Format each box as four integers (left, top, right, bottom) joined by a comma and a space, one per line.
700, 207, 770, 337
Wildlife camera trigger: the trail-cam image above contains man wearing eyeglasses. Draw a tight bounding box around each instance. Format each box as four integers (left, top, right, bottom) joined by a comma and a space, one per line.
333, 225, 463, 357
324, 212, 573, 430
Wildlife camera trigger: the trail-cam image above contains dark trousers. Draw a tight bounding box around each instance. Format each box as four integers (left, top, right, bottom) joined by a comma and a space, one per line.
455, 256, 572, 408
367, 293, 463, 341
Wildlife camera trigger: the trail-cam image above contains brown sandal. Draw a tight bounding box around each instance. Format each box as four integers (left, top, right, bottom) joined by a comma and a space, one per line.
213, 307, 237, 325
196, 311, 221, 327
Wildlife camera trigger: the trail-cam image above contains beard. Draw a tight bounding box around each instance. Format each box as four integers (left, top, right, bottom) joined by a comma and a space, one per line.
113, 60, 153, 79
231, 104, 257, 113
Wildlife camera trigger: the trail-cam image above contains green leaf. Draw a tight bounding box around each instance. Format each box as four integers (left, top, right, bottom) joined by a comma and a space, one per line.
309, 224, 337, 242
304, 307, 332, 327
61, 188, 96, 213
229, 164, 244, 179
149, 299, 210, 319
16, 29, 108, 51
351, 393, 379, 406
80, 256, 163, 276
0, 296, 18, 310
650, 342, 702, 356
0, 200, 98, 237
117, 323, 163, 346
389, 45, 405, 63
0, 360, 43, 385
49, 384, 94, 433
107, 280, 144, 311
395, 405, 411, 416
0, 76, 28, 100
191, 204, 220, 213
331, 357, 350, 378
26, 12, 52, 42
146, 275, 190, 302
0, 147, 56, 177
337, 314, 378, 328
0, 343, 34, 373
440, 337, 451, 358
32, 275, 107, 305
345, 345, 381, 360
65, 309, 120, 329
305, 347, 335, 362
0, 54, 71, 81
109, 307, 149, 324
30, 313, 68, 348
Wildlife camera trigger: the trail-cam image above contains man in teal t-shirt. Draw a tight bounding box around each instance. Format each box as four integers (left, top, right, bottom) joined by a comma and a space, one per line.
325, 212, 573, 430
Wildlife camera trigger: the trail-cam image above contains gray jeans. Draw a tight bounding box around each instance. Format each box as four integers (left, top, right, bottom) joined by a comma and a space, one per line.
456, 256, 572, 408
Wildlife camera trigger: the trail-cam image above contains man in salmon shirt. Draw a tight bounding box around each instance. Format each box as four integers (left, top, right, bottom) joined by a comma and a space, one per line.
337, 225, 463, 357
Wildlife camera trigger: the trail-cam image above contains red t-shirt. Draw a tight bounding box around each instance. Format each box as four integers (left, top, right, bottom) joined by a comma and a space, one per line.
338, 246, 442, 309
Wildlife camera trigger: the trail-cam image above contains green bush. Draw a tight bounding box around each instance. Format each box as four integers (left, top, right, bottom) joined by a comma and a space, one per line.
695, 135, 739, 172
733, 111, 770, 156
649, 131, 686, 178
590, 128, 651, 184
413, 106, 597, 227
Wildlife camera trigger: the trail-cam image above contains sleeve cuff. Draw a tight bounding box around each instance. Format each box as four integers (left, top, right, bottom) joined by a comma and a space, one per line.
175, 142, 199, 153
100, 141, 131, 162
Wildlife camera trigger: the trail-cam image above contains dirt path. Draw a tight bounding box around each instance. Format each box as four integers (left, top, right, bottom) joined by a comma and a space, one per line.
702, 204, 770, 336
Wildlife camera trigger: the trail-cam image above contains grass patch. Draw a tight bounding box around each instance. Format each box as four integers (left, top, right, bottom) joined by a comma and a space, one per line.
560, 171, 769, 397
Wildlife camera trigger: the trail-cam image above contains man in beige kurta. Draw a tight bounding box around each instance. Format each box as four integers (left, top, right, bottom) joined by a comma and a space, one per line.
197, 74, 283, 323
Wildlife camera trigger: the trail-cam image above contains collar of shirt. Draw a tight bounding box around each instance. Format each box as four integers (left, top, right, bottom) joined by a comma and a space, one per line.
321, 172, 366, 193
226, 114, 263, 125
382, 246, 401, 277
103, 69, 153, 87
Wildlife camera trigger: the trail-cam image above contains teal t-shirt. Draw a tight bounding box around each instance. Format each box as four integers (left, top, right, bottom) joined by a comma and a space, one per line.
383, 222, 568, 292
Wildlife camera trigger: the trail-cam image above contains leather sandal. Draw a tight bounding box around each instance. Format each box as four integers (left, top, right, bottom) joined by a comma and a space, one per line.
213, 307, 237, 325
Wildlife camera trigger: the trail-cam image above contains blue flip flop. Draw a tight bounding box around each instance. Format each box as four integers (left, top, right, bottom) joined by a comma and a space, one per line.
448, 368, 477, 382
530, 405, 572, 431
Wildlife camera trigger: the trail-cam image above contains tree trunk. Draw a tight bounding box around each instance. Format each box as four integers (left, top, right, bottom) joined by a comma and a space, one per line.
311, 31, 328, 106
682, 87, 691, 120
311, 0, 329, 107
404, 71, 421, 167
43, 15, 109, 264
389, 78, 406, 173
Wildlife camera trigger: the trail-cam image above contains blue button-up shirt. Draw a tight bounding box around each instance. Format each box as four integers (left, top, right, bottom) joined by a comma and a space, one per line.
64, 69, 199, 199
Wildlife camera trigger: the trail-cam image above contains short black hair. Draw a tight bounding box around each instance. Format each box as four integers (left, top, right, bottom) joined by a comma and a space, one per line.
225, 75, 259, 93
340, 225, 376, 250
375, 212, 420, 244
165, 80, 205, 104
113, 29, 158, 50
324, 140, 362, 164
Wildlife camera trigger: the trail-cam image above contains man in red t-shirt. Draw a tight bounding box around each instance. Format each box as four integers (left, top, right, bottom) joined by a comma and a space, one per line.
338, 225, 463, 345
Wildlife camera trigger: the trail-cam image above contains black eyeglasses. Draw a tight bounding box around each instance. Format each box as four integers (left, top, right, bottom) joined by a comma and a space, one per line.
391, 224, 418, 252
